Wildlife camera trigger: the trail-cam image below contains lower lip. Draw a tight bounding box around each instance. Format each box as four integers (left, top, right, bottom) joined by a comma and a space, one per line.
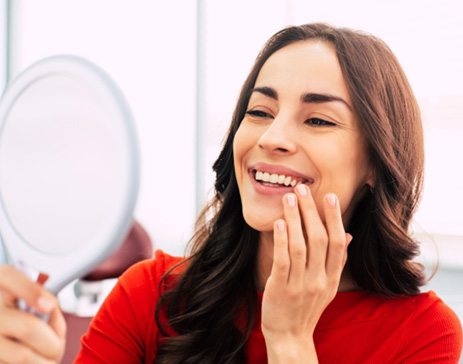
248, 170, 299, 196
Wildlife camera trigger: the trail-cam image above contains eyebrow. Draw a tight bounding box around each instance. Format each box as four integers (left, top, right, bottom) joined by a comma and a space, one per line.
251, 86, 352, 111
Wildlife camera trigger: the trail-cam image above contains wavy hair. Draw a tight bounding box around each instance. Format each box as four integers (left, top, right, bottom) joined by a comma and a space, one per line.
154, 23, 425, 364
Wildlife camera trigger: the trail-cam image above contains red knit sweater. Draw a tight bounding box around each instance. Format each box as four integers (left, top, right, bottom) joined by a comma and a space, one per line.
75, 250, 462, 363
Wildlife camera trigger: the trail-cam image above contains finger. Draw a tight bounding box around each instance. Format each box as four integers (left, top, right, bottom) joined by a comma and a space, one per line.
0, 336, 55, 364
0, 290, 16, 309
0, 307, 63, 360
294, 184, 328, 274
342, 233, 353, 267
270, 219, 290, 283
48, 302, 67, 341
0, 266, 55, 313
323, 193, 349, 277
282, 193, 306, 286
37, 290, 66, 340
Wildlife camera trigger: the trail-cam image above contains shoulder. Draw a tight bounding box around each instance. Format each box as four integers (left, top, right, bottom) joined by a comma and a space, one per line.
315, 291, 462, 363
357, 290, 462, 339
118, 249, 185, 292
395, 291, 461, 331
324, 290, 462, 342
413, 291, 462, 333
95, 248, 186, 339
76, 250, 186, 363
395, 291, 462, 362
328, 289, 460, 326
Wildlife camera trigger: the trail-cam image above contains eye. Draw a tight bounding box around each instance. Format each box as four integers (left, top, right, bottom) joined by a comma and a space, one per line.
245, 110, 273, 119
305, 117, 336, 127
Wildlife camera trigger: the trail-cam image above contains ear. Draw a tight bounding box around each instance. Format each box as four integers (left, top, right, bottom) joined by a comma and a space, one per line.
365, 168, 375, 189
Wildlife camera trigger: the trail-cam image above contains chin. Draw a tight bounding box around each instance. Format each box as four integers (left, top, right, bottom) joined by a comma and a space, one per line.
242, 208, 280, 232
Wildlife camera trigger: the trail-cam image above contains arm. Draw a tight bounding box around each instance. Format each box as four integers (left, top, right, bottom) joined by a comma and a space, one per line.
262, 185, 351, 363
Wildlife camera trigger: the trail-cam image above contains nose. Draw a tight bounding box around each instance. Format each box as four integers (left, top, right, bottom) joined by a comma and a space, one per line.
257, 113, 297, 155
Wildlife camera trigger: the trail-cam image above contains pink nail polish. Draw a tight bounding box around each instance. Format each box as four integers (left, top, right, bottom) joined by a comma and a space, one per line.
277, 220, 285, 232
287, 194, 296, 207
296, 184, 307, 196
326, 193, 337, 206
38, 296, 54, 312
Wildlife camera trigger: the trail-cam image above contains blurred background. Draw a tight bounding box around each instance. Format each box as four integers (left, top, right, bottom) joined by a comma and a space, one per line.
0, 0, 462, 339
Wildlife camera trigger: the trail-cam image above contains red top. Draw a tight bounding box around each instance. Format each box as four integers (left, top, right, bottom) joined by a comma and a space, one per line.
75, 250, 463, 363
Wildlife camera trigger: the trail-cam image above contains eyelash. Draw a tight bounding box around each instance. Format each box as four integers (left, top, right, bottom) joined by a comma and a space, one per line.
305, 118, 336, 127
245, 110, 336, 127
245, 110, 271, 118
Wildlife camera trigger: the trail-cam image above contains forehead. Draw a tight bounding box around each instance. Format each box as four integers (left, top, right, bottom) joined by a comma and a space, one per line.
255, 40, 351, 103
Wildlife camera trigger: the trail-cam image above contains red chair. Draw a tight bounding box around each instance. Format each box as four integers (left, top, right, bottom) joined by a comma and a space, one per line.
60, 221, 153, 364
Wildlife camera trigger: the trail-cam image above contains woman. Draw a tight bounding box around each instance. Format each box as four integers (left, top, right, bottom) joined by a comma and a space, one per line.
0, 23, 461, 363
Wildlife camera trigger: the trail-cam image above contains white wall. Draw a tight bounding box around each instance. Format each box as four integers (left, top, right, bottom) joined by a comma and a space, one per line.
0, 0, 6, 94
9, 0, 198, 256
0, 0, 7, 263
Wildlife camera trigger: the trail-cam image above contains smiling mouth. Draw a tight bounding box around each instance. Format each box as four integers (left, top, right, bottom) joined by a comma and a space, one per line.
251, 168, 311, 188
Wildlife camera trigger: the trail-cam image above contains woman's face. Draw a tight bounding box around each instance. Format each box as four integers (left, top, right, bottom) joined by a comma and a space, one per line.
233, 40, 373, 233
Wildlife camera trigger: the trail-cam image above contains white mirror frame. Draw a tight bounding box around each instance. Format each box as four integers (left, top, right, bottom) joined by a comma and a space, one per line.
0, 55, 140, 293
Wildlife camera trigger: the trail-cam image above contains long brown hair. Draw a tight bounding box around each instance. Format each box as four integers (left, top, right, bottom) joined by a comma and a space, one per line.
154, 23, 425, 363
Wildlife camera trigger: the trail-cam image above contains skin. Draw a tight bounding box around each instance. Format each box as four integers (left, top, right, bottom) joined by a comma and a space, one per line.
0, 265, 65, 363
233, 40, 374, 362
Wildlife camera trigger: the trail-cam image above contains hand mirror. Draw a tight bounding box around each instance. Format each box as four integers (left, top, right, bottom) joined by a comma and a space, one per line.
0, 55, 140, 294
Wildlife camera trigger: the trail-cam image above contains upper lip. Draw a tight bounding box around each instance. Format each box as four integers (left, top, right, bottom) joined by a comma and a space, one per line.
249, 162, 314, 183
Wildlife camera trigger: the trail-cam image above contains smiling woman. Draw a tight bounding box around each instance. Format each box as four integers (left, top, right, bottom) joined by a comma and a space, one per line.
144, 24, 460, 363
0, 23, 462, 364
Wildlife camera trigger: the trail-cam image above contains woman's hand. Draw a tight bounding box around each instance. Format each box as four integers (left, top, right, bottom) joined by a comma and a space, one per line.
262, 184, 352, 362
0, 265, 66, 364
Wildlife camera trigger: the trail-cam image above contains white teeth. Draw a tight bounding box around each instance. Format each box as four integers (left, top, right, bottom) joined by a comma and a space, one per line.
254, 169, 303, 187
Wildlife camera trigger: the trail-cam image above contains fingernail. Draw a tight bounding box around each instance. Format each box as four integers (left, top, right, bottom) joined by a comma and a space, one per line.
287, 194, 296, 207
326, 193, 337, 206
276, 220, 285, 232
37, 296, 54, 312
37, 273, 49, 285
296, 184, 307, 196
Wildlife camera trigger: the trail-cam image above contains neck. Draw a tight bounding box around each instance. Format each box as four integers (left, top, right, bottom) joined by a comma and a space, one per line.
257, 231, 359, 292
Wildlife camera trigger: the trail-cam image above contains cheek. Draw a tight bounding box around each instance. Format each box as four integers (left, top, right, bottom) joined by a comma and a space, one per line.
233, 123, 255, 188
232, 126, 246, 181
311, 137, 370, 214
233, 121, 260, 158
232, 138, 240, 179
